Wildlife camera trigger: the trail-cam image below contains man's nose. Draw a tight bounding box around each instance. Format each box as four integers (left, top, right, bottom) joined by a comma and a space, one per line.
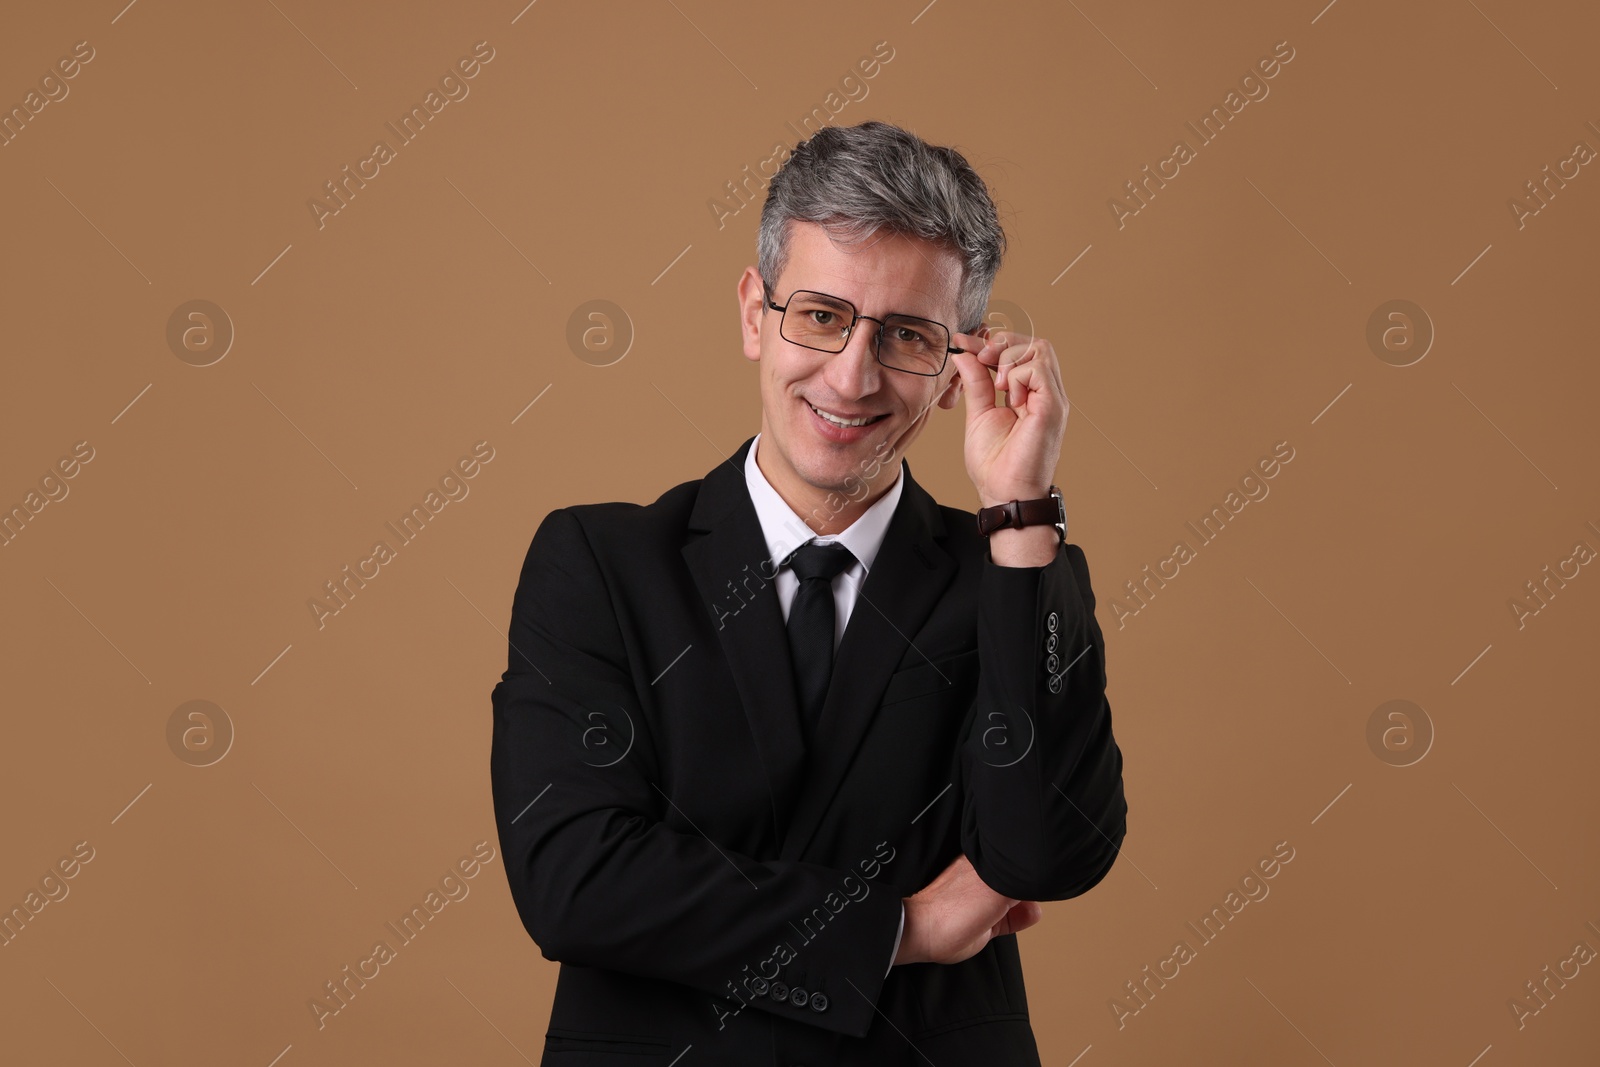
824, 320, 882, 399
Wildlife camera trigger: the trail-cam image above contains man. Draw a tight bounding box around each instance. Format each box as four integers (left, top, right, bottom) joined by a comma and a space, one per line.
490, 120, 1127, 1066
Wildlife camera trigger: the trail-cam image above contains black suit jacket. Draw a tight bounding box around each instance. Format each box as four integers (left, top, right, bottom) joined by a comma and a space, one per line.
490, 436, 1127, 1066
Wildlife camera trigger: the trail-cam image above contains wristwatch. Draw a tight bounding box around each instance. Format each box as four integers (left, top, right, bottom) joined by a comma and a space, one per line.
976, 484, 1066, 543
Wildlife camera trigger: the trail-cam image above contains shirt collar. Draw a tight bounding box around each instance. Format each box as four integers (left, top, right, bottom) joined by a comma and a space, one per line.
744, 431, 904, 574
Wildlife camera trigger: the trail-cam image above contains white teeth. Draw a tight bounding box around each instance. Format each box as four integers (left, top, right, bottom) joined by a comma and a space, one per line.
809, 403, 877, 428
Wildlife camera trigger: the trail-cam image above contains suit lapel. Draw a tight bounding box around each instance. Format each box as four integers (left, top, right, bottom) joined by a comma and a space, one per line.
681, 437, 809, 839
779, 462, 956, 861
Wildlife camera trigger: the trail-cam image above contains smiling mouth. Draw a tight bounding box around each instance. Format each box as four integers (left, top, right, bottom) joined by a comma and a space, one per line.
808, 401, 887, 428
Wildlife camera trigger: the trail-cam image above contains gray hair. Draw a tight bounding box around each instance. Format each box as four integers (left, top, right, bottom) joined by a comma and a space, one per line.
757, 120, 1006, 336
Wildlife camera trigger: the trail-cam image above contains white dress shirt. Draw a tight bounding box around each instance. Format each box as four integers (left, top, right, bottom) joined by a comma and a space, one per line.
744, 432, 907, 975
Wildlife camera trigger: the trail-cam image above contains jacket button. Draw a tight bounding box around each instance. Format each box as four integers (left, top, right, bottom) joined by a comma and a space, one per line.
769, 980, 789, 1001
1046, 632, 1058, 653
789, 986, 809, 1007
749, 977, 769, 995
1045, 653, 1060, 673
1046, 611, 1059, 632
809, 991, 829, 1012
1048, 675, 1063, 694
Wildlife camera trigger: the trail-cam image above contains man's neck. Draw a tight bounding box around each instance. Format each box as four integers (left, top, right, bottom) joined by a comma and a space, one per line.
754, 437, 899, 538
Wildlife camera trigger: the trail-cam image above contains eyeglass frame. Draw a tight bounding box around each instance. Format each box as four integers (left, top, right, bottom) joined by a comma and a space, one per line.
761, 281, 979, 377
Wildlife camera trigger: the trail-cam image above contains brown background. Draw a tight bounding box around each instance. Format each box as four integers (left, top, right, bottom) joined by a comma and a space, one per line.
2, 0, 1596, 1063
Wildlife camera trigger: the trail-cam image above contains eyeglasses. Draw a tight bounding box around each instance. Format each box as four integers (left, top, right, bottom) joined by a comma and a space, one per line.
763, 282, 972, 377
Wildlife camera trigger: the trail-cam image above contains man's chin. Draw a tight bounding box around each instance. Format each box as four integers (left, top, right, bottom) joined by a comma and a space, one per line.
798, 431, 885, 465
796, 440, 897, 490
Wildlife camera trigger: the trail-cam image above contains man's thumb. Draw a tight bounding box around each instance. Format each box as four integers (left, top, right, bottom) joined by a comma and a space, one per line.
951, 350, 995, 419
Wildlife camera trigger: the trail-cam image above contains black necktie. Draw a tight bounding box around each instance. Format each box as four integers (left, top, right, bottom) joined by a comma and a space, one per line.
783, 541, 856, 746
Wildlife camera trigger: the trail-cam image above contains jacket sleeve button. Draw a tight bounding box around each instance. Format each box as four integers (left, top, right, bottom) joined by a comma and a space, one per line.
769, 980, 789, 1001
809, 991, 829, 1012
789, 986, 809, 1007
1045, 653, 1060, 673
1046, 611, 1059, 632
1048, 675, 1063, 694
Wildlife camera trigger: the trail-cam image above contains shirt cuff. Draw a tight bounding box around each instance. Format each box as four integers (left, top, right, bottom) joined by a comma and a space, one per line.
887, 902, 905, 976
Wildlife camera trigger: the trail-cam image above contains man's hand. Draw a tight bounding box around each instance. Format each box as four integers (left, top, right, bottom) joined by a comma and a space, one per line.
893, 853, 1043, 966
948, 329, 1069, 510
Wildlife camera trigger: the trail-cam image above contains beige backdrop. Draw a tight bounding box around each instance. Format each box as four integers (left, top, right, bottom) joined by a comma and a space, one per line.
2, 0, 1597, 1064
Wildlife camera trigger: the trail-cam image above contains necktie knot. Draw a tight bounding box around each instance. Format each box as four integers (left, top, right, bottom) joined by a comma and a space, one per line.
784, 541, 855, 584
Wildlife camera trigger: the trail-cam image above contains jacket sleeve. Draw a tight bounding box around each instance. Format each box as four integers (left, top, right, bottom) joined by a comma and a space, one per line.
489, 507, 904, 1039
958, 539, 1128, 901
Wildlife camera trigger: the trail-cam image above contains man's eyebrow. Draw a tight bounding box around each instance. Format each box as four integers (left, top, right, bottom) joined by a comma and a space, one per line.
866, 292, 955, 324
888, 300, 959, 327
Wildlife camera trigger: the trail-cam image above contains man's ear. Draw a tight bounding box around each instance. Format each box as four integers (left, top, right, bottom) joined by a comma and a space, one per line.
737, 267, 765, 363
935, 362, 964, 410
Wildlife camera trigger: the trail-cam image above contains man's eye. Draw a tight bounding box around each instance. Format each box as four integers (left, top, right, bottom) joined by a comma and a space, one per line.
894, 326, 929, 345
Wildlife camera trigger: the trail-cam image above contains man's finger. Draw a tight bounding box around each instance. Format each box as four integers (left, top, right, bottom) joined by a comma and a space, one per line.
950, 350, 998, 420
992, 899, 1043, 937
950, 329, 989, 353
1002, 358, 1052, 411
955, 331, 1022, 370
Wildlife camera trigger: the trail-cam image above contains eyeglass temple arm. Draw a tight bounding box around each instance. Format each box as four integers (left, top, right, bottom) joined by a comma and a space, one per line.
948, 326, 987, 354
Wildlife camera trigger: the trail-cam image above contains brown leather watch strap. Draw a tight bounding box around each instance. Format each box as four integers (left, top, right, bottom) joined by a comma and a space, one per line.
976, 484, 1065, 542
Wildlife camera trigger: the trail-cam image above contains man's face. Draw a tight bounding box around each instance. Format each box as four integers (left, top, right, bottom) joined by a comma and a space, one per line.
737, 220, 970, 518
